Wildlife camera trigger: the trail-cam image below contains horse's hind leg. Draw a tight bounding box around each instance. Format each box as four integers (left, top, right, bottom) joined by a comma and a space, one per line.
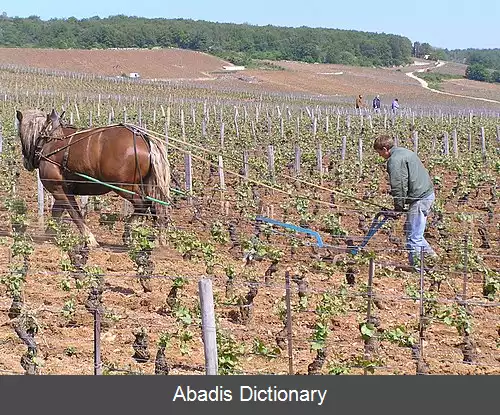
122, 198, 151, 245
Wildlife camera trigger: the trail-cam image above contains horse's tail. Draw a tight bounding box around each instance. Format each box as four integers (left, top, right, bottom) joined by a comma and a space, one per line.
146, 138, 170, 221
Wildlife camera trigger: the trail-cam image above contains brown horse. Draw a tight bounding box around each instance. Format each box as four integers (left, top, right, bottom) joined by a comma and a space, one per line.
16, 108, 170, 247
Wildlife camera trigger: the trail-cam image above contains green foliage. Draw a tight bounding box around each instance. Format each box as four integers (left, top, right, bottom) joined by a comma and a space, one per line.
99, 212, 120, 230
0, 15, 413, 67
217, 329, 245, 375
252, 338, 281, 359
359, 322, 376, 341
64, 346, 78, 357
310, 321, 329, 351
350, 356, 385, 374
436, 303, 473, 336
465, 63, 490, 82
158, 333, 172, 349
11, 233, 34, 259
210, 221, 229, 244
61, 299, 76, 321
382, 325, 416, 347
415, 72, 463, 90
483, 269, 500, 301
48, 219, 87, 252
1, 264, 27, 298
327, 360, 352, 375
128, 224, 157, 262
322, 213, 348, 236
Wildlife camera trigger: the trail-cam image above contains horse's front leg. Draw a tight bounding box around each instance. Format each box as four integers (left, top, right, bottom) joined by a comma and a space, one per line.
64, 193, 99, 248
44, 198, 65, 238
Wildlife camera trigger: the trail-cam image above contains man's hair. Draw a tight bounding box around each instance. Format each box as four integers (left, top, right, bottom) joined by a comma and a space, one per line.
373, 135, 394, 150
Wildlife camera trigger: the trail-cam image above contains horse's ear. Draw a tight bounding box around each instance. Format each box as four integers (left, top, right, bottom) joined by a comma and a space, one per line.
16, 110, 22, 123
50, 108, 58, 122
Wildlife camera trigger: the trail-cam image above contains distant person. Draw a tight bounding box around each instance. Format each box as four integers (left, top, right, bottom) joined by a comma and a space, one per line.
355, 94, 365, 109
372, 95, 381, 112
391, 98, 400, 114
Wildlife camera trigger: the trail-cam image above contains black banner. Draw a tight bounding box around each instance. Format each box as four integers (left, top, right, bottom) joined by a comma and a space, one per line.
0, 375, 496, 415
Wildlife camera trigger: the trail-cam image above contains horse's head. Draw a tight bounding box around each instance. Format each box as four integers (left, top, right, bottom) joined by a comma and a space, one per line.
16, 109, 47, 171
40, 109, 66, 139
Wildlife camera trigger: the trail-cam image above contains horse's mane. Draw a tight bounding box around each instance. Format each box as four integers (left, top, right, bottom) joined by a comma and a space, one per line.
18, 109, 46, 171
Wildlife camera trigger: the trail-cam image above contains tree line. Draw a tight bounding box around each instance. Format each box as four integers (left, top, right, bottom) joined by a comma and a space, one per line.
0, 14, 413, 67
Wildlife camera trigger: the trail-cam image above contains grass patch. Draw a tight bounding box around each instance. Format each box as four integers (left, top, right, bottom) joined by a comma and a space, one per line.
415, 72, 463, 90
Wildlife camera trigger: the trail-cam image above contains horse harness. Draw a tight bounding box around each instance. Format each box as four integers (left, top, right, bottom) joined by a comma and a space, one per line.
37, 124, 152, 198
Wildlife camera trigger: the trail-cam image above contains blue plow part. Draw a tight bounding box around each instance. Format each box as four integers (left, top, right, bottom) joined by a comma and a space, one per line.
256, 212, 391, 255
255, 216, 326, 248
349, 212, 390, 255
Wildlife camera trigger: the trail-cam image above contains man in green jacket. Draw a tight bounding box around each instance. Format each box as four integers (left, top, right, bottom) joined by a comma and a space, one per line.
373, 135, 437, 267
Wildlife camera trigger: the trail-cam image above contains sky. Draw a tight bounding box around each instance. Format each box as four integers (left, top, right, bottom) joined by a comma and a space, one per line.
1, 0, 498, 50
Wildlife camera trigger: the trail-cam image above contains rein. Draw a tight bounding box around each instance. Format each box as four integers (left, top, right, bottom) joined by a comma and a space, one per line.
40, 126, 107, 159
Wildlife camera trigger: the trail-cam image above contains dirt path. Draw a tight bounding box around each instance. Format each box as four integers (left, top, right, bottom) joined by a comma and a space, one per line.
405, 61, 500, 104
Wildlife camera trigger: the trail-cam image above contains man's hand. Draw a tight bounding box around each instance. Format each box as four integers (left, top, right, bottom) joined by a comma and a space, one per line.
381, 209, 403, 219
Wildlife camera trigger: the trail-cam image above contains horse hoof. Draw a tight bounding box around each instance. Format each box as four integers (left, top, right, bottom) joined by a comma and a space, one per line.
86, 234, 100, 248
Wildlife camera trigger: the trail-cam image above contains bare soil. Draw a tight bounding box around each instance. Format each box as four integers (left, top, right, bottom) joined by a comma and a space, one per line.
0, 48, 499, 108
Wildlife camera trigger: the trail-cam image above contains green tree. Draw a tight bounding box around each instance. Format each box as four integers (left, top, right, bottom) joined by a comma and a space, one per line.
465, 63, 490, 82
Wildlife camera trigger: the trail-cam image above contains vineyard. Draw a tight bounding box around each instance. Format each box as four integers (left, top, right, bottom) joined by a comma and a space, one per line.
0, 62, 499, 376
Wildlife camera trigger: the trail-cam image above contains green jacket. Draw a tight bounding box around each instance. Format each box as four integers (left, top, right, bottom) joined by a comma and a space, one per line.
386, 147, 434, 211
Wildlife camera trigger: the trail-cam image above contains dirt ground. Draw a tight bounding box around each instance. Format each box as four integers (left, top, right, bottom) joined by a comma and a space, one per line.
0, 48, 499, 109
0, 160, 498, 376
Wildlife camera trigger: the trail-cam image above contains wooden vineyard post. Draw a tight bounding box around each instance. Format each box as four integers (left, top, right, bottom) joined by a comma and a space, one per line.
452, 129, 458, 158
234, 107, 240, 139
243, 150, 249, 182
364, 258, 375, 375
413, 130, 419, 155
443, 132, 449, 156
358, 136, 363, 176
74, 102, 80, 122
341, 136, 347, 162
180, 108, 186, 140
294, 146, 301, 181
285, 270, 294, 375
199, 278, 218, 375
220, 122, 225, 149
202, 117, 207, 138
184, 152, 193, 205
94, 309, 102, 375
166, 106, 171, 132
267, 144, 275, 184
480, 126, 487, 162
316, 142, 323, 185
218, 155, 226, 203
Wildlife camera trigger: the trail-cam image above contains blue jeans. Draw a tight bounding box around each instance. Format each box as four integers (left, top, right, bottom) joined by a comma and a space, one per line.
404, 193, 436, 266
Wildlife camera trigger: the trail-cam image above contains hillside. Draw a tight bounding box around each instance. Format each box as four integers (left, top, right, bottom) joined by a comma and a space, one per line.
0, 47, 231, 79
